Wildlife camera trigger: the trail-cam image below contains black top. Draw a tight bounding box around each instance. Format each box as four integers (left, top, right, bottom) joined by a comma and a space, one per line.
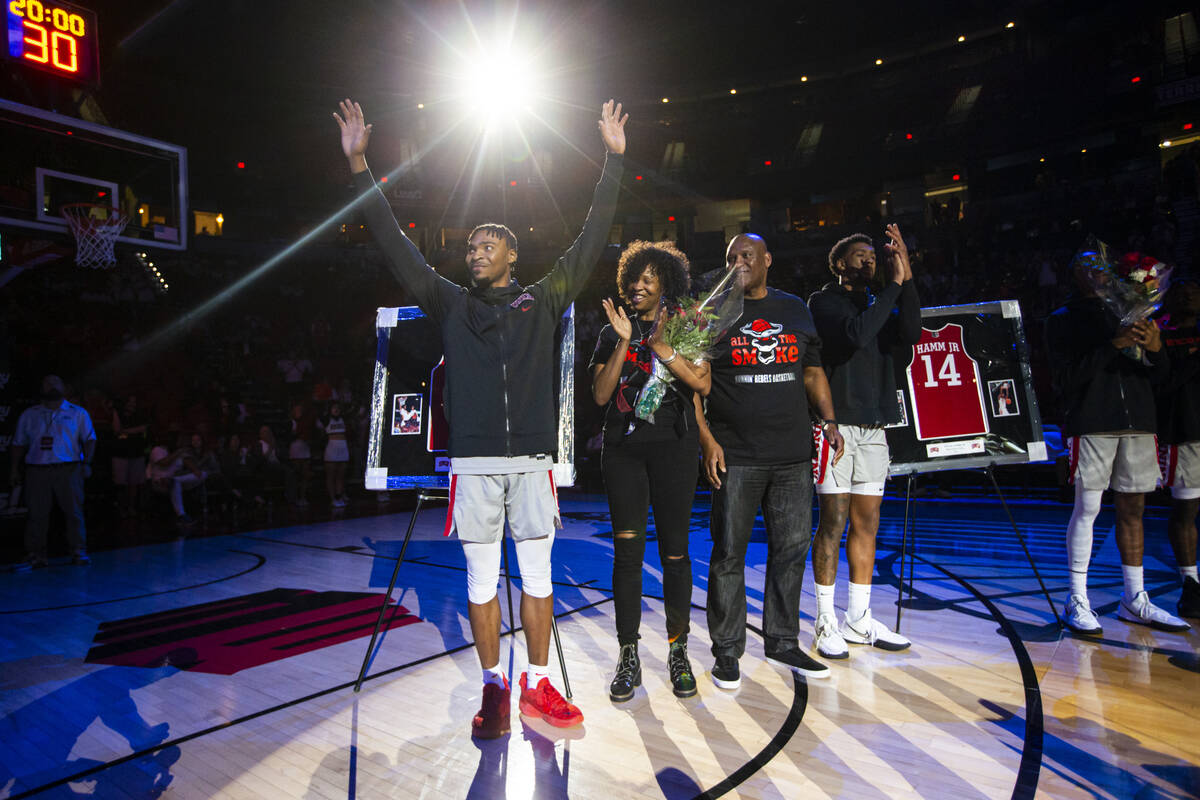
112, 409, 149, 459
590, 317, 694, 446
808, 280, 922, 426
1045, 295, 1168, 436
352, 153, 623, 458
706, 289, 822, 466
1158, 320, 1200, 444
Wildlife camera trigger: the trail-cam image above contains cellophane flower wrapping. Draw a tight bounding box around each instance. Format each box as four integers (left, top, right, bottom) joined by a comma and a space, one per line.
634, 265, 746, 422
1071, 235, 1172, 360
1073, 235, 1172, 326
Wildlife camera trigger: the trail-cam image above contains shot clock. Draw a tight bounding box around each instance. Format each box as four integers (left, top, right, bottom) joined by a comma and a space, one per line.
6, 0, 99, 83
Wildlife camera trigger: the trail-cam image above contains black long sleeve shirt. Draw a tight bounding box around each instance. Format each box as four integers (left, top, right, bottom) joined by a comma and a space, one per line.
1157, 319, 1200, 444
808, 280, 922, 426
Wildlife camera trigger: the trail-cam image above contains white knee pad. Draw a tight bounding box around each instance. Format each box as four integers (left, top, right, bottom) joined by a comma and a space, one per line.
463, 541, 502, 605
1072, 483, 1104, 521
1067, 484, 1104, 572
515, 534, 555, 599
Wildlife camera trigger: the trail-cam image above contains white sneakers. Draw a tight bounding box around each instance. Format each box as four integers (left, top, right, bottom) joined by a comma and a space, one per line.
1118, 591, 1191, 633
841, 609, 912, 651
1065, 593, 1103, 634
1068, 591, 1191, 634
814, 614, 849, 659
813, 609, 911, 658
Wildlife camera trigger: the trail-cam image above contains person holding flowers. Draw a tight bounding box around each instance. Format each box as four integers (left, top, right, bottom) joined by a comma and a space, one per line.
1047, 242, 1190, 634
590, 240, 715, 702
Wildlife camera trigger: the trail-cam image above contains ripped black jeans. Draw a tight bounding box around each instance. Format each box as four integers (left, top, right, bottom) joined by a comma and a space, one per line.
602, 431, 699, 646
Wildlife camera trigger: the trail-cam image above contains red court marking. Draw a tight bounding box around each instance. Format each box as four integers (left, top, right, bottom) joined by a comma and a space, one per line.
86, 588, 419, 675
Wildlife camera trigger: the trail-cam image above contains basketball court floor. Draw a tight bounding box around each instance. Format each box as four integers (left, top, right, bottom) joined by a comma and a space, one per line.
1, 490, 1197, 799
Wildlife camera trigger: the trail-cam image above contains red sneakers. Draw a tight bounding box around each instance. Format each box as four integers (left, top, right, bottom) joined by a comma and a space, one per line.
519, 673, 584, 728
471, 677, 511, 739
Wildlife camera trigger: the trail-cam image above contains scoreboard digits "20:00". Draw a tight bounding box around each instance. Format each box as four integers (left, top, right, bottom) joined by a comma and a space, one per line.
6, 0, 99, 83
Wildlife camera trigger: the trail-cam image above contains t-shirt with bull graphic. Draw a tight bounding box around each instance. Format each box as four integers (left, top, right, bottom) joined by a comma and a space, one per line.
706, 289, 823, 465
590, 316, 695, 446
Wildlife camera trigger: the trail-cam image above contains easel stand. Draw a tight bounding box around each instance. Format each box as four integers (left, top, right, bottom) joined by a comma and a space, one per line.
354, 489, 572, 697
893, 463, 1061, 632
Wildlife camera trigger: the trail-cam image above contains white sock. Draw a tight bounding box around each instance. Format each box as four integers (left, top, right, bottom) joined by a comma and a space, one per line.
527, 663, 549, 688
815, 582, 836, 619
481, 663, 507, 688
846, 582, 871, 621
1067, 485, 1102, 598
1069, 570, 1089, 598
1121, 564, 1144, 600
1181, 565, 1199, 584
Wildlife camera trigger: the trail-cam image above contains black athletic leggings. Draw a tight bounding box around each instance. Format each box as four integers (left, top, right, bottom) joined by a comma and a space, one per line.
602, 431, 699, 646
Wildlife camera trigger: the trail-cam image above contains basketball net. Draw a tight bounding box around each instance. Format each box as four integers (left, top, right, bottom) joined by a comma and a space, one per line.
61, 203, 131, 269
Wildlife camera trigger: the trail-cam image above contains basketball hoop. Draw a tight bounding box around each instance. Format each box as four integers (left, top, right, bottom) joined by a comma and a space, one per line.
61, 203, 131, 269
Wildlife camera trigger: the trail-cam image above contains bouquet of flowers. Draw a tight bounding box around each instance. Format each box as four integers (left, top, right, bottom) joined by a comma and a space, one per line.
634, 265, 745, 422
1072, 235, 1172, 325
1071, 235, 1172, 359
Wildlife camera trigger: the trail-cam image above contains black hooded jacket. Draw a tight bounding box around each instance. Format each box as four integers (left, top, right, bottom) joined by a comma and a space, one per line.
352, 154, 623, 457
1045, 295, 1168, 436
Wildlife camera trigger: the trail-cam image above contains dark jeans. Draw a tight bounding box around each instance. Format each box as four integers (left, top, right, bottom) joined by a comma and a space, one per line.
24, 462, 87, 558
707, 462, 813, 658
602, 432, 699, 646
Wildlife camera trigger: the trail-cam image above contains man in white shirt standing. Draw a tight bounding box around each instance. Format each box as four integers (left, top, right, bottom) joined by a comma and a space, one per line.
9, 375, 97, 571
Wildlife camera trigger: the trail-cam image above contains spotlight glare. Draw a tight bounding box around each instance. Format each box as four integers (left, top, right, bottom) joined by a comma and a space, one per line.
1006, 21, 1015, 29
459, 48, 541, 127
957, 35, 965, 43
800, 75, 808, 82
729, 88, 737, 95
661, 97, 669, 103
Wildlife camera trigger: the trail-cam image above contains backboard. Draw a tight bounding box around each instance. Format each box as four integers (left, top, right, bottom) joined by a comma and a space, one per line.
0, 98, 187, 251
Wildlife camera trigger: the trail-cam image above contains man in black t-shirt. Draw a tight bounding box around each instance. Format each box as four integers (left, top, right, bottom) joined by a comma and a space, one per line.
699, 234, 844, 688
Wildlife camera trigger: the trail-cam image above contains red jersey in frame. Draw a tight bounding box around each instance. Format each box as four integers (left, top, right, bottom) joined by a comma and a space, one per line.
905, 322, 990, 441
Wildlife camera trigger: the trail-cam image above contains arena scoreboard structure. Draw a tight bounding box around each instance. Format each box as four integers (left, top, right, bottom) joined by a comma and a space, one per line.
5, 0, 99, 84
886, 300, 1047, 475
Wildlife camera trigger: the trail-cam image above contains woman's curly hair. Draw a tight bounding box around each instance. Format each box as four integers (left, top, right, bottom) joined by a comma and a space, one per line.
616, 240, 691, 306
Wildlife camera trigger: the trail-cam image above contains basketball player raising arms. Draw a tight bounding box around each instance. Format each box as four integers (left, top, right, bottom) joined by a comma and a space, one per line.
334, 98, 627, 736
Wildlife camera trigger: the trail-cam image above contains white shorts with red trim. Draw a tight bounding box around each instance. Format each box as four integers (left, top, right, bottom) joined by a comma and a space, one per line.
1067, 433, 1160, 493
1159, 441, 1200, 500
814, 423, 889, 496
443, 470, 562, 543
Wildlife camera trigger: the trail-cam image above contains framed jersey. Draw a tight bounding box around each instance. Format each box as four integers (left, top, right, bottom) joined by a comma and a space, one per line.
886, 301, 1046, 475
364, 305, 577, 490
